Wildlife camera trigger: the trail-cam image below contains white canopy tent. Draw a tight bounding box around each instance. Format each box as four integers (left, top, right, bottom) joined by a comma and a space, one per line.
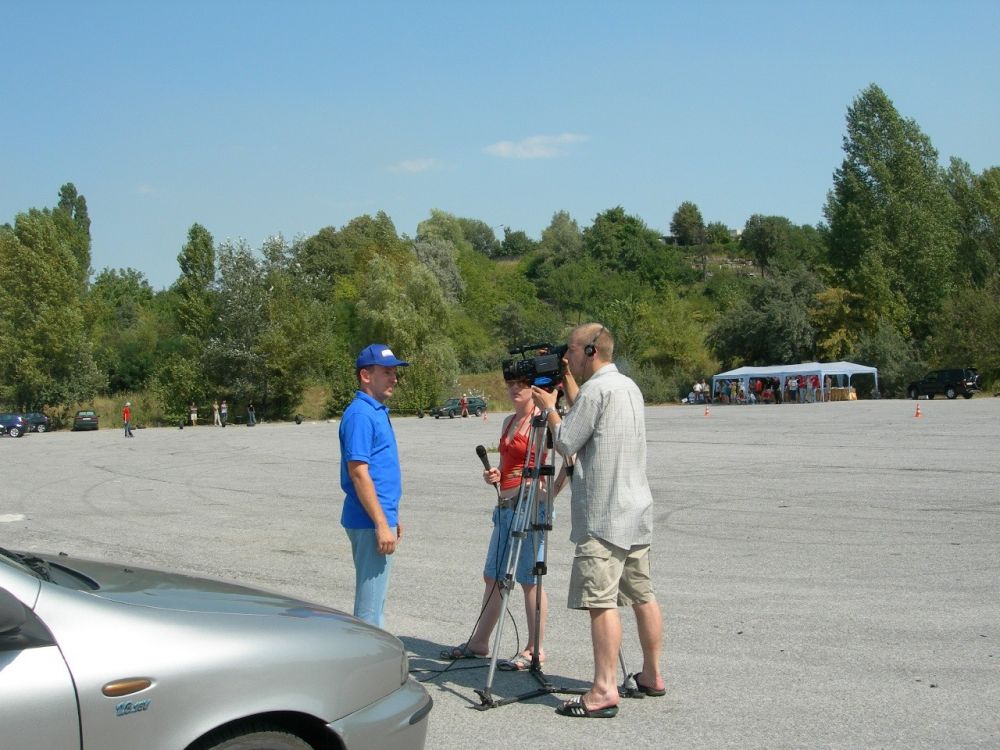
711, 361, 879, 402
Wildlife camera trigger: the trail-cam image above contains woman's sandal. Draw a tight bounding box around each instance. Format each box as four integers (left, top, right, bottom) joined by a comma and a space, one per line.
555, 698, 619, 719
439, 642, 488, 660
497, 653, 543, 671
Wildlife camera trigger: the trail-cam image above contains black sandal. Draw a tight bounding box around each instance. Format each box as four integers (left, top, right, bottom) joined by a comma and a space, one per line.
634, 676, 666, 697
555, 698, 619, 718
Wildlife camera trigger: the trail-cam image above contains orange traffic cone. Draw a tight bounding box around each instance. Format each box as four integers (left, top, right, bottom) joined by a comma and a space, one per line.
483, 410, 488, 422
914, 403, 922, 418
704, 405, 710, 417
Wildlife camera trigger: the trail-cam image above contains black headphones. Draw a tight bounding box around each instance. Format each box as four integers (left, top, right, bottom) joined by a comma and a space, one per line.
584, 326, 606, 357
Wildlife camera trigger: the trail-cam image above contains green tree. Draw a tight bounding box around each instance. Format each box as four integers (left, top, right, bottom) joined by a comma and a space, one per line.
0, 210, 102, 408
413, 237, 465, 304
705, 221, 733, 245
457, 217, 501, 257
417, 209, 470, 250
354, 254, 458, 410
927, 276, 1000, 387
741, 214, 791, 276
709, 268, 823, 368
525, 210, 583, 289
151, 353, 206, 423
87, 268, 158, 392
175, 223, 216, 342
53, 182, 92, 289
946, 159, 1000, 286
204, 240, 268, 399
824, 83, 958, 339
670, 201, 706, 246
583, 206, 661, 277
499, 227, 537, 257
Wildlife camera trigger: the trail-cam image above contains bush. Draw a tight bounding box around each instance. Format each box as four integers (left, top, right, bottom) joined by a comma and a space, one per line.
624, 360, 676, 404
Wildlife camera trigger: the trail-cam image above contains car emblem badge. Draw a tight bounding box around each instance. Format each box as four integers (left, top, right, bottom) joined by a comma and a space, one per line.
116, 699, 152, 717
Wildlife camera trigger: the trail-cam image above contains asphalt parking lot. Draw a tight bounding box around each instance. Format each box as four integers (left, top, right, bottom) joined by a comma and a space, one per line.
3, 398, 999, 749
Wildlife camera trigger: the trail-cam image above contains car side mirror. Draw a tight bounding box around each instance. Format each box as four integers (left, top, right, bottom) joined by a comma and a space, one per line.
0, 588, 28, 636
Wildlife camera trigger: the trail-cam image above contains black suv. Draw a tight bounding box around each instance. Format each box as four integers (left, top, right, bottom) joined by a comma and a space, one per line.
907, 368, 981, 400
19, 411, 51, 432
428, 395, 487, 418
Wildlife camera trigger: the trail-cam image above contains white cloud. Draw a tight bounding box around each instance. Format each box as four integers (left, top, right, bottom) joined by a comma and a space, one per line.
484, 133, 589, 159
391, 158, 439, 173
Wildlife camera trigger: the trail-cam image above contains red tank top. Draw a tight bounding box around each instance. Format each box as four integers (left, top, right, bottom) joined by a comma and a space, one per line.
498, 413, 545, 491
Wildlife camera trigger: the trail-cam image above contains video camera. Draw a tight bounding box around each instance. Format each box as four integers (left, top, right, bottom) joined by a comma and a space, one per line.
502, 342, 568, 390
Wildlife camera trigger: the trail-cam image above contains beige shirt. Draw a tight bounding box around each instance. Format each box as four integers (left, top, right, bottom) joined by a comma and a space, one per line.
553, 364, 653, 549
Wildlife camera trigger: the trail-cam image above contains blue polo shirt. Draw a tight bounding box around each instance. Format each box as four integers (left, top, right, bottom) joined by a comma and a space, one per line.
339, 391, 402, 529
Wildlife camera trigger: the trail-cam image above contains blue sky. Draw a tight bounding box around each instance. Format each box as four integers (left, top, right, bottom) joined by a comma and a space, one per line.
4, 1, 998, 289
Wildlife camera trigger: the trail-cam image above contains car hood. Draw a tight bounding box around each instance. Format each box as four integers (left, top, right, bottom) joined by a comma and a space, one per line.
39, 553, 349, 619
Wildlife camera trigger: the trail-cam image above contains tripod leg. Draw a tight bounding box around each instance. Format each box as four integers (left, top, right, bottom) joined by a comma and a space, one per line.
618, 643, 640, 696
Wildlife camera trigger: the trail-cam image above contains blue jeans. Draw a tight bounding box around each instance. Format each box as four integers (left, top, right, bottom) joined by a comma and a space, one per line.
483, 506, 546, 585
345, 526, 395, 628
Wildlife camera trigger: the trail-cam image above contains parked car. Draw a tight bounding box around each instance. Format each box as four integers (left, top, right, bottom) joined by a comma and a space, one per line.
0, 412, 27, 438
428, 395, 487, 419
72, 409, 99, 431
0, 547, 432, 750
907, 368, 981, 400
19, 411, 51, 432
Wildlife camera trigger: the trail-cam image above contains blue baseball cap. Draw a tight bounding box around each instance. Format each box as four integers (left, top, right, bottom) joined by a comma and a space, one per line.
355, 344, 410, 369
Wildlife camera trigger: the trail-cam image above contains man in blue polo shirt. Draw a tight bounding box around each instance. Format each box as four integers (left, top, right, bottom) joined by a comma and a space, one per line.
340, 343, 410, 628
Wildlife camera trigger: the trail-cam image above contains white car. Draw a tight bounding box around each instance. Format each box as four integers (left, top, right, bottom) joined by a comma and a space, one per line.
0, 548, 431, 750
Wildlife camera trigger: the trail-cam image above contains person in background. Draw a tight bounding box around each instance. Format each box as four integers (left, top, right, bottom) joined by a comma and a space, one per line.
123, 401, 134, 438
220, 400, 228, 427
247, 402, 257, 426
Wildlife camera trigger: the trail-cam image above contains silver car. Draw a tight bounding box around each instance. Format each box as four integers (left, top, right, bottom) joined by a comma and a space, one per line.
0, 548, 431, 750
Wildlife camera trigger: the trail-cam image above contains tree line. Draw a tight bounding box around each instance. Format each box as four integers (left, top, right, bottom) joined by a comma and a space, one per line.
2, 84, 998, 419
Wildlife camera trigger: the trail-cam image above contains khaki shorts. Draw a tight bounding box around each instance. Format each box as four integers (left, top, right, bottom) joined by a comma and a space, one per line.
567, 535, 656, 609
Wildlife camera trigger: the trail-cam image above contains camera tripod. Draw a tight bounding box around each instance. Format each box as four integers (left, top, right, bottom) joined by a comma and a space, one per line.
474, 411, 642, 710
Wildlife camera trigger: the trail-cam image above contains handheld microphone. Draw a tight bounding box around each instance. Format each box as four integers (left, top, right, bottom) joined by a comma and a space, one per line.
476, 444, 492, 471
476, 445, 501, 498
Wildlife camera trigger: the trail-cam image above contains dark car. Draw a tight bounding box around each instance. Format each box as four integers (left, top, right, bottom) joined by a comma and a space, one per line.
907, 368, 981, 400
20, 411, 51, 433
0, 412, 28, 438
429, 395, 487, 419
72, 409, 99, 431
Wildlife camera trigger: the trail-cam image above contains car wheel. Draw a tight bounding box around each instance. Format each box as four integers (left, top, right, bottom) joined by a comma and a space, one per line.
908, 387, 918, 400
448, 410, 456, 418
945, 387, 957, 400
434, 414, 440, 419
9, 426, 22, 438
963, 392, 974, 399
926, 393, 934, 400
191, 724, 312, 750
36, 424, 47, 433
475, 407, 484, 417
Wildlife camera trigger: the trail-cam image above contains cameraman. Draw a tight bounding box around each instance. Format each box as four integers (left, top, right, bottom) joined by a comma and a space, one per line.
441, 373, 566, 669
533, 323, 665, 719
